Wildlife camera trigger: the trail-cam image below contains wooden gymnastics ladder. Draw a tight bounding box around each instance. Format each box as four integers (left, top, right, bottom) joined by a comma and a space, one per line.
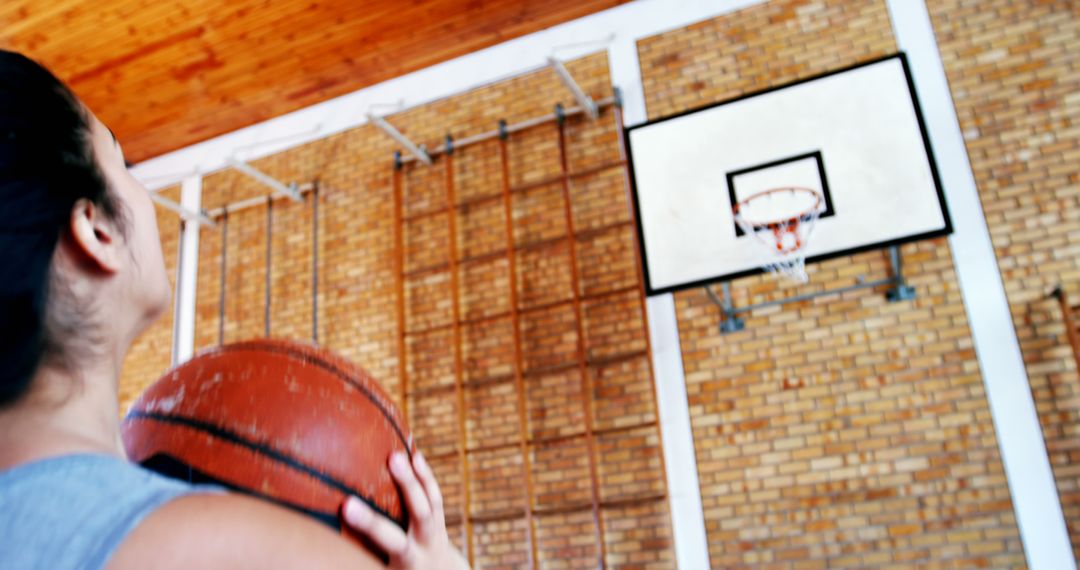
391, 97, 669, 569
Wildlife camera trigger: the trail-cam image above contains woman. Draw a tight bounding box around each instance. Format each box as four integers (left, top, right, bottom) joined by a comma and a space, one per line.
0, 50, 468, 569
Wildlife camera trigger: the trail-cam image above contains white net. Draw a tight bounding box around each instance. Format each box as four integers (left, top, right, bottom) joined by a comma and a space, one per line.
733, 187, 825, 284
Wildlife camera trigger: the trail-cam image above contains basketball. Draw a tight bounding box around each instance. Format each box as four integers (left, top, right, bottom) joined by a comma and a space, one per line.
121, 339, 413, 532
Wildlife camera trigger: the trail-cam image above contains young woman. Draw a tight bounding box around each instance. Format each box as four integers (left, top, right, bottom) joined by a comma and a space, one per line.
0, 50, 468, 570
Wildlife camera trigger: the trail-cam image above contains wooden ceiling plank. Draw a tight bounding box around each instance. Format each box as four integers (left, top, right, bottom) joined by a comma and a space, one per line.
87, 0, 529, 102
6, 2, 208, 78
0, 0, 90, 38
10, 0, 628, 161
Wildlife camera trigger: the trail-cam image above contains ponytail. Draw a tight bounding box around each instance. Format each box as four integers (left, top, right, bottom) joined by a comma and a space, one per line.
0, 50, 123, 406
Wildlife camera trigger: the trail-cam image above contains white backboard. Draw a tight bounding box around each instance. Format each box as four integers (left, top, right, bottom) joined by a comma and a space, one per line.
626, 54, 951, 295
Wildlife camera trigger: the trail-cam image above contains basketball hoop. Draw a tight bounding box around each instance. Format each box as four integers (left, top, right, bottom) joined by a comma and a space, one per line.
733, 187, 825, 283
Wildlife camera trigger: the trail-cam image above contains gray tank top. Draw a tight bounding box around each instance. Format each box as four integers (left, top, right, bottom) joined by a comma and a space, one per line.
0, 453, 209, 569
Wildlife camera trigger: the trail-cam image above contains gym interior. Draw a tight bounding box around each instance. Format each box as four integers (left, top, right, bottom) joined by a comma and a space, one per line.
7, 0, 1078, 568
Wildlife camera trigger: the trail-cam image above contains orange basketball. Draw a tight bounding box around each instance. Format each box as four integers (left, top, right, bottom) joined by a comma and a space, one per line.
122, 339, 412, 533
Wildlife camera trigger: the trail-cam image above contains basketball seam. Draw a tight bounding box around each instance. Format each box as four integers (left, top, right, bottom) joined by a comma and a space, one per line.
220, 342, 411, 452
145, 452, 345, 529
127, 411, 406, 527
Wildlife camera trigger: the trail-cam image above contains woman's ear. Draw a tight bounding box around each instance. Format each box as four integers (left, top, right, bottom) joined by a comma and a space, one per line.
69, 198, 122, 273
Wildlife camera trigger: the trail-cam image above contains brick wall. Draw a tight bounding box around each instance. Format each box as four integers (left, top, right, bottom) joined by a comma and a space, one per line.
163, 52, 671, 568
118, 0, 1079, 567
638, 0, 1025, 567
927, 0, 1080, 559
119, 185, 181, 411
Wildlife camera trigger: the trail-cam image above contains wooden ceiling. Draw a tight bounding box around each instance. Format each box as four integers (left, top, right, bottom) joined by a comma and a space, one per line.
0, 0, 628, 162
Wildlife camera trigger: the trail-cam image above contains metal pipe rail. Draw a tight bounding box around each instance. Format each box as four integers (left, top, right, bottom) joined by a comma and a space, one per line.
203, 181, 316, 219
189, 93, 618, 223
707, 245, 916, 333
395, 96, 617, 165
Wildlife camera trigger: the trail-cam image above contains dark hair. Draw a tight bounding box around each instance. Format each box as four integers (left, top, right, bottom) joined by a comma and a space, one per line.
0, 50, 125, 406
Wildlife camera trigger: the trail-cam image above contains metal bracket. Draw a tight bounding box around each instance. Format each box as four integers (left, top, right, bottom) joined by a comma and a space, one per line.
226, 158, 301, 202
707, 245, 916, 334
548, 56, 599, 120
149, 192, 216, 228
885, 245, 916, 302
705, 282, 744, 333
368, 112, 433, 165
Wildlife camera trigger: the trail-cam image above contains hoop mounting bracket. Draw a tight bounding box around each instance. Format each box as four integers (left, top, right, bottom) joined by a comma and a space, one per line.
706, 245, 915, 334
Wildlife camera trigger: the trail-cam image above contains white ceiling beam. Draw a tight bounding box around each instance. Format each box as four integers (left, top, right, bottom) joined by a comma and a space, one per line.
547, 56, 599, 120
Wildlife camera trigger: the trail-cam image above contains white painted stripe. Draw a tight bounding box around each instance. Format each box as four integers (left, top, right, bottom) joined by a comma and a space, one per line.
173, 175, 201, 365
645, 295, 712, 569
887, 1, 1074, 568
609, 24, 717, 568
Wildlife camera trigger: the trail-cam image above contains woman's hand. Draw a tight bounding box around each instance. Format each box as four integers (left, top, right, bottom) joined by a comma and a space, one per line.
343, 451, 470, 570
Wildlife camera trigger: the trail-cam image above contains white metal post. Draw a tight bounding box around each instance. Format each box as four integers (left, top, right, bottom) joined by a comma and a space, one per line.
173, 175, 202, 365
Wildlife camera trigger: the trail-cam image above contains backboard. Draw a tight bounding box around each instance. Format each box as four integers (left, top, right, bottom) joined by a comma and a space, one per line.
625, 53, 951, 295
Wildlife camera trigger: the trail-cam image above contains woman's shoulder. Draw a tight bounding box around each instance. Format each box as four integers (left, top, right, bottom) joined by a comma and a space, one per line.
0, 454, 381, 569
108, 490, 382, 569
0, 453, 204, 569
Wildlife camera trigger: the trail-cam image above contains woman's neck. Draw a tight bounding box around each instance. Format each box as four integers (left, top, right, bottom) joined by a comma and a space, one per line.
0, 358, 124, 470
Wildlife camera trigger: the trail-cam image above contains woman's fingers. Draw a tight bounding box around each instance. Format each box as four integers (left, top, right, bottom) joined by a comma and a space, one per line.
342, 496, 408, 559
412, 452, 444, 523
390, 452, 433, 533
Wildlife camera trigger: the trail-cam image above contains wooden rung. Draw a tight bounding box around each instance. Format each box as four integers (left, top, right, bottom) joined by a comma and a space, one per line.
408, 373, 517, 399
588, 350, 649, 368
531, 493, 667, 518
598, 492, 668, 510
442, 493, 668, 526
406, 383, 457, 399
404, 284, 642, 339
529, 420, 660, 448
521, 349, 650, 378
465, 440, 521, 455
402, 220, 634, 279
404, 310, 511, 338
401, 160, 628, 224
573, 221, 632, 242
414, 420, 661, 462
423, 449, 462, 462
531, 499, 594, 517
469, 508, 528, 524
509, 159, 628, 195
519, 284, 638, 317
